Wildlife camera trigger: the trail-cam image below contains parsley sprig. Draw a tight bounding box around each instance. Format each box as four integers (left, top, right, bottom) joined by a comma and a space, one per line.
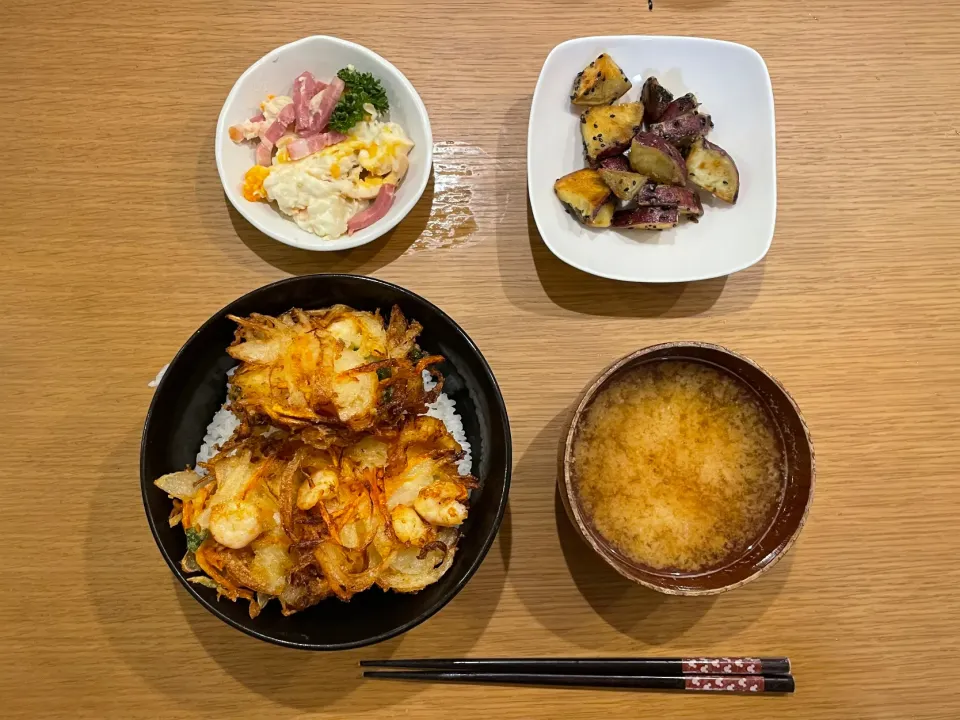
329, 68, 389, 133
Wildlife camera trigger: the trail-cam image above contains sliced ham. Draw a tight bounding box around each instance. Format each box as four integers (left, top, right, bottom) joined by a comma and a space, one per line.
258, 100, 296, 145
260, 121, 286, 145
285, 131, 347, 161
249, 112, 265, 122
347, 184, 396, 234
277, 103, 295, 126
255, 142, 273, 167
293, 71, 316, 132
307, 77, 345, 133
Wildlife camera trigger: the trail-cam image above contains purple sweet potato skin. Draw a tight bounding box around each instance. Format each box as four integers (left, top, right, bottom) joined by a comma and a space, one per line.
641, 77, 674, 125
659, 93, 698, 122
635, 184, 704, 217
594, 138, 633, 161
597, 155, 630, 172
611, 205, 680, 230
649, 112, 713, 147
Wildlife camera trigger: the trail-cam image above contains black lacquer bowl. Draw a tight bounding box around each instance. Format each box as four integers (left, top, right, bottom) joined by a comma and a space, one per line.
141, 274, 512, 650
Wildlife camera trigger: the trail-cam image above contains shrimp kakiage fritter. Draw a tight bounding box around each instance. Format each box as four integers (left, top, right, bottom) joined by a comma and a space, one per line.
153, 305, 476, 617
226, 305, 442, 431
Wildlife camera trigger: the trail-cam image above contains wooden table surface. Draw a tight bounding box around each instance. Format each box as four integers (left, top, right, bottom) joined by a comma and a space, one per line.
4, 0, 960, 717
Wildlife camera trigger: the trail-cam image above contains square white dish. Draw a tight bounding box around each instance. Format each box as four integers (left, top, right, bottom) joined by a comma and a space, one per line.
527, 36, 776, 283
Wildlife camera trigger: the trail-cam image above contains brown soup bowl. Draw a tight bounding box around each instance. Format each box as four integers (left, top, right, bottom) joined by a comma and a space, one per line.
559, 342, 815, 595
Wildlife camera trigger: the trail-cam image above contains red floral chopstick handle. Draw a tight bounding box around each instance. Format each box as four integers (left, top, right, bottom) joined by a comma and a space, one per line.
685, 676, 765, 693
682, 657, 762, 674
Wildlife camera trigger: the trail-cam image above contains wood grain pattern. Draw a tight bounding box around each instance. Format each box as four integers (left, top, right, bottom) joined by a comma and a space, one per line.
3, 0, 960, 717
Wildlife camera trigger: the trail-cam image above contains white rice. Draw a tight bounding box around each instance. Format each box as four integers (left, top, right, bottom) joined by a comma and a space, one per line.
190, 367, 241, 474
155, 364, 473, 477
422, 370, 473, 475
147, 363, 169, 388
194, 406, 241, 470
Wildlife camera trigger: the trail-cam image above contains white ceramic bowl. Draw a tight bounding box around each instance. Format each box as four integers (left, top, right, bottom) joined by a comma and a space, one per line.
528, 36, 777, 283
216, 36, 433, 252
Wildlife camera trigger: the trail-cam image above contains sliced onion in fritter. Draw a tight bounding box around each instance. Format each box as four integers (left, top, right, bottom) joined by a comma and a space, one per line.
154, 469, 206, 499
378, 528, 459, 593
158, 305, 474, 614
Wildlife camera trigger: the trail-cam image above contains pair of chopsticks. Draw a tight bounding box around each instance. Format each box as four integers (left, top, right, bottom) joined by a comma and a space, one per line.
362, 657, 795, 694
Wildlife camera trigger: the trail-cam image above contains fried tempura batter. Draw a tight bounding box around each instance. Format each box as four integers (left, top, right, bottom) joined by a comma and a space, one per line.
226, 306, 443, 431
153, 305, 475, 618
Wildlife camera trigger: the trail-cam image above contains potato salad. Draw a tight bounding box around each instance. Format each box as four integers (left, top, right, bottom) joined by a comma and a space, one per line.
229, 68, 413, 240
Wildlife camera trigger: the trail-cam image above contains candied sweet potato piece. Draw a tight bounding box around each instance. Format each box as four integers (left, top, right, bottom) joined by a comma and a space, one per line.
588, 201, 615, 228
571, 53, 632, 106
554, 168, 613, 224
641, 76, 674, 124
686, 137, 740, 203
581, 102, 645, 161
599, 169, 648, 201
629, 132, 687, 185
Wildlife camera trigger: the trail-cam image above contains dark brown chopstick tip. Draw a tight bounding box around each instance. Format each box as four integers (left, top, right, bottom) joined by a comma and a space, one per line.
765, 675, 796, 693
361, 659, 417, 668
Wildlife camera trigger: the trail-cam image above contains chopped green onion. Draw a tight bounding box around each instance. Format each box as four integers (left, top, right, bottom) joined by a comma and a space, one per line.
185, 528, 208, 553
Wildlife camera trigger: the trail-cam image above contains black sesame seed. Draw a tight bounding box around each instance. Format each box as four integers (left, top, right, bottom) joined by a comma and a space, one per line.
610, 114, 615, 118
722, 180, 728, 184
594, 123, 598, 128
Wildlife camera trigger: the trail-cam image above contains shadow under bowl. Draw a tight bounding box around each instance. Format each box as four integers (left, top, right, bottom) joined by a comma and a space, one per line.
559, 341, 814, 595
141, 274, 511, 649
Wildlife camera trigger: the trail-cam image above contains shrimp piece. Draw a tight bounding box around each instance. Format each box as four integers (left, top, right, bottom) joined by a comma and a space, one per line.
297, 468, 339, 511
414, 480, 468, 527
209, 500, 262, 549
391, 505, 435, 545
